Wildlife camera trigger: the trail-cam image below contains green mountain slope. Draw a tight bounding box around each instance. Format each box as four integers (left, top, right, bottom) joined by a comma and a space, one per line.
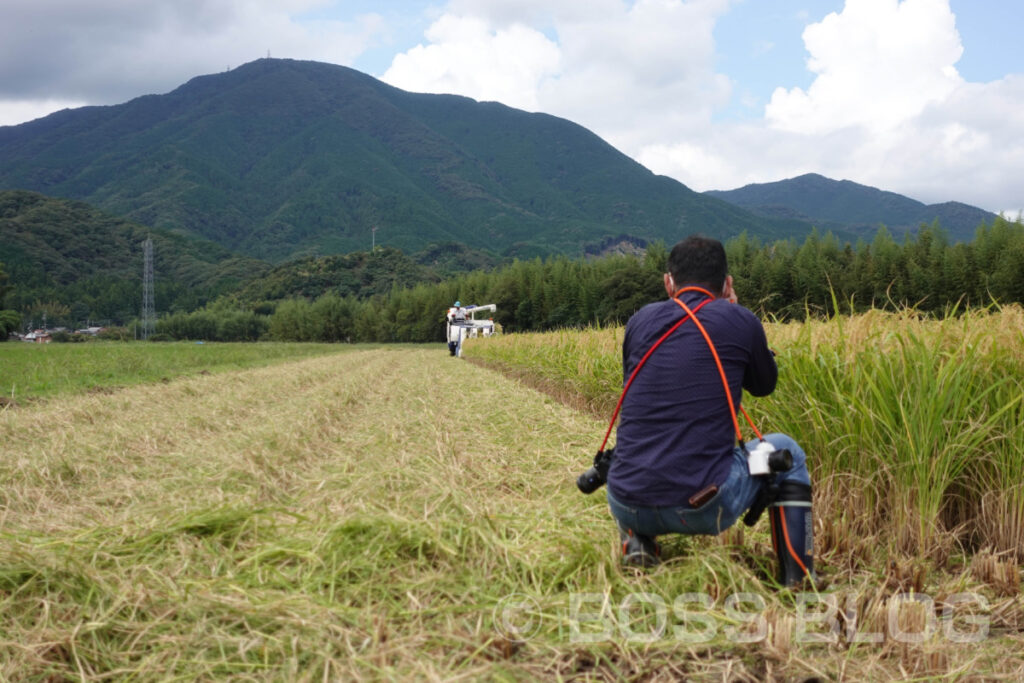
705, 173, 996, 241
0, 190, 271, 323
0, 59, 810, 262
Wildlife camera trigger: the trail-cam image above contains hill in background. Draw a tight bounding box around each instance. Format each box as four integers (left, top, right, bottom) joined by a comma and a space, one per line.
706, 173, 997, 242
0, 190, 269, 322
0, 59, 813, 262
0, 190, 505, 326
229, 242, 500, 306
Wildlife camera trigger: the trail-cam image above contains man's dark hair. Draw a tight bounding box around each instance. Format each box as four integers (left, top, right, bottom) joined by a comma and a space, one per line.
666, 235, 728, 293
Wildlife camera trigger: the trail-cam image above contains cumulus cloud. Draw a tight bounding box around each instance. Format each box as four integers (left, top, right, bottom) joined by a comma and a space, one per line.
383, 0, 733, 152
382, 15, 561, 112
636, 0, 1022, 213
765, 0, 963, 134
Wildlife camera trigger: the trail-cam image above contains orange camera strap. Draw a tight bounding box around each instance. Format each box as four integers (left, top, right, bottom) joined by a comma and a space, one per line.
670, 290, 763, 446
598, 286, 762, 453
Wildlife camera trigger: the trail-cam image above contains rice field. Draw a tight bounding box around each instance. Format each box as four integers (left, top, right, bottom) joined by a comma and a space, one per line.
0, 323, 1022, 679
466, 305, 1024, 563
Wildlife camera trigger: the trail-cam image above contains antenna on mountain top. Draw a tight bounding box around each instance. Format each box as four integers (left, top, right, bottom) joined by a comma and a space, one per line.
141, 237, 155, 340
267, 49, 271, 59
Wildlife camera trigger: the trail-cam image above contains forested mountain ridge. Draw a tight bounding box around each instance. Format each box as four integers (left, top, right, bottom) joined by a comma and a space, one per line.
0, 58, 813, 262
0, 190, 270, 321
0, 190, 501, 327
706, 173, 997, 242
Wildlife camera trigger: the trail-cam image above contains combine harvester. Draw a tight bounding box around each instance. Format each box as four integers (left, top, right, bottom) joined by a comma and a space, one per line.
446, 302, 497, 357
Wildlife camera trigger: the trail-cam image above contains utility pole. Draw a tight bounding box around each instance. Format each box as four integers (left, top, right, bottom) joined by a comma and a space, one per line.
372, 225, 378, 251
141, 237, 155, 340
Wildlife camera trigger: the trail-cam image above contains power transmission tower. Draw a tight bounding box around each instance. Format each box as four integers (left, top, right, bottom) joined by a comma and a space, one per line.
141, 237, 155, 340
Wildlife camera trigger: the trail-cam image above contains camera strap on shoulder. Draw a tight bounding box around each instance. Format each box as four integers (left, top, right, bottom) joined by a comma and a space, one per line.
669, 291, 763, 449
598, 286, 763, 454
596, 291, 711, 453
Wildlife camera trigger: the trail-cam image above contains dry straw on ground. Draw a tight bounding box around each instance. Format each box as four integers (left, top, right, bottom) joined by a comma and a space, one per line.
1, 341, 1023, 679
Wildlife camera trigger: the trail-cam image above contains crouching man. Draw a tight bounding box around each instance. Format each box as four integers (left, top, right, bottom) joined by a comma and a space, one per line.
604, 235, 814, 587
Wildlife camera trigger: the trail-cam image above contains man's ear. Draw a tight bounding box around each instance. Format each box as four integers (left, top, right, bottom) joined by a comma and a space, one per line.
664, 273, 675, 296
722, 275, 737, 303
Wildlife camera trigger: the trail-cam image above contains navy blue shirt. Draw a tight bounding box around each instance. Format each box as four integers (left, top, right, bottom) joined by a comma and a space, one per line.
607, 290, 777, 507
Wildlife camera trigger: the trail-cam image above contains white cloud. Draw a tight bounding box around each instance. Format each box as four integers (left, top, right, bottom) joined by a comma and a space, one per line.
383, 0, 733, 153
640, 74, 1024, 213
634, 0, 1022, 214
382, 15, 561, 112
765, 0, 963, 133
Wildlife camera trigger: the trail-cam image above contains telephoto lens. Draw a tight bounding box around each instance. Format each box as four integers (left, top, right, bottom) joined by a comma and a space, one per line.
576, 448, 613, 494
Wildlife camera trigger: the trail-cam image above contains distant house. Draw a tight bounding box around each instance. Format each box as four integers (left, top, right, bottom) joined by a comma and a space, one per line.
75, 326, 105, 336
23, 329, 52, 343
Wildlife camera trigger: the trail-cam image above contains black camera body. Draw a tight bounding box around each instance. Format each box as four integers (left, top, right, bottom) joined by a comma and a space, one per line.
577, 448, 614, 494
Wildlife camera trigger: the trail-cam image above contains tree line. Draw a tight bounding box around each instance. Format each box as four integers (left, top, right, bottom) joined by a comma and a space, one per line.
0, 262, 20, 338
5, 216, 1022, 343
148, 216, 1024, 343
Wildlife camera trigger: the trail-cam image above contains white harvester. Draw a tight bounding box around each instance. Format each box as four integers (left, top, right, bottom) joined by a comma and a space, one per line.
446, 302, 496, 357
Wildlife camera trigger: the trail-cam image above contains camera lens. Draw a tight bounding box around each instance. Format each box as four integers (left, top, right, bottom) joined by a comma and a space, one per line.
577, 467, 603, 494
767, 448, 793, 472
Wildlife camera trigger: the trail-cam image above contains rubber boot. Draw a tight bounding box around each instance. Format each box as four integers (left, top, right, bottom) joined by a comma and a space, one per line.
617, 522, 660, 568
768, 481, 814, 587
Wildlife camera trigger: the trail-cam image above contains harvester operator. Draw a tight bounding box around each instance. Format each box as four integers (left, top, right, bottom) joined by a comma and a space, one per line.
450, 301, 467, 322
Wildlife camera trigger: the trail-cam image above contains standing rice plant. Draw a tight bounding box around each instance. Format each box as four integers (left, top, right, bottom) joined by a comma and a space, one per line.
765, 307, 1023, 559
465, 326, 622, 417
956, 305, 1024, 558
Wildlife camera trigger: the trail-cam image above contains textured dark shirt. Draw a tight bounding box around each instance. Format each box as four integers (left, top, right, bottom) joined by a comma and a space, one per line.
607, 289, 777, 507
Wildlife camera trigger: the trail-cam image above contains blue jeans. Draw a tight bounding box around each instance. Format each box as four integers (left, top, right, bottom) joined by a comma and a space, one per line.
606, 433, 810, 537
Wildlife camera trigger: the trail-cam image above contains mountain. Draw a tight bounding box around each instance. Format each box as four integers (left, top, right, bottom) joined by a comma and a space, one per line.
0, 190, 270, 321
705, 173, 997, 242
0, 58, 812, 262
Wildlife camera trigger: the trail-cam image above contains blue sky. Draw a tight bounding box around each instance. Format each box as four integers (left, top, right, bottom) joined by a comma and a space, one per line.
1, 0, 1021, 214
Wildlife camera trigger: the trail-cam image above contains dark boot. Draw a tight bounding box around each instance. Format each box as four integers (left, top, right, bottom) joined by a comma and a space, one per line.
769, 481, 814, 587
617, 522, 660, 568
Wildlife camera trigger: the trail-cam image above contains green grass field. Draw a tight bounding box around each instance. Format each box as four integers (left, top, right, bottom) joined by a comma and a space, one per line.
1, 327, 1022, 680
0, 341, 361, 401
